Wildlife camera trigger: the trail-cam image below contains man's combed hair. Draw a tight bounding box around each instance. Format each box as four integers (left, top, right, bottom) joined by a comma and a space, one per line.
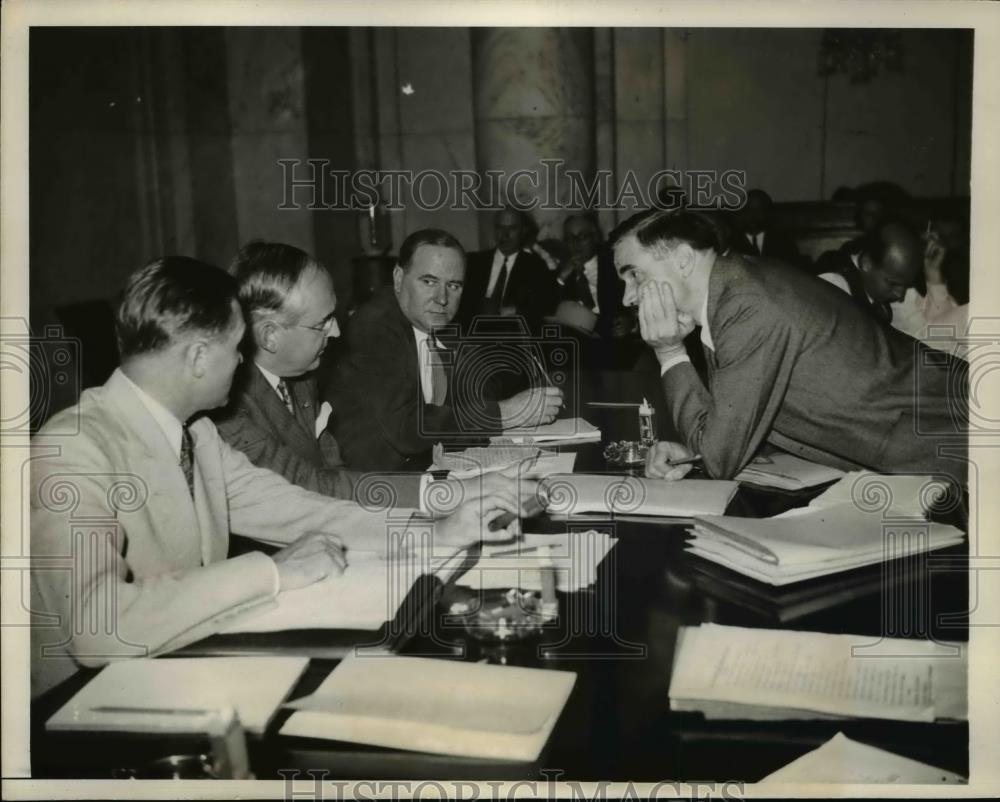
115, 256, 238, 358
397, 229, 465, 271
609, 208, 722, 254
230, 240, 321, 319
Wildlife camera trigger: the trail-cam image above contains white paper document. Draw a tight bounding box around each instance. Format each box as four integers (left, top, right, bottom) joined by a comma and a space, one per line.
280, 653, 576, 761
222, 550, 422, 633
47, 656, 308, 735
497, 417, 601, 444
438, 530, 617, 593
735, 453, 845, 490
669, 624, 966, 723
544, 474, 738, 518
759, 732, 965, 784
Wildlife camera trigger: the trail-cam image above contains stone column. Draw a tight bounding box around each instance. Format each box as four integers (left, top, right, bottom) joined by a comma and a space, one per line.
472, 28, 595, 245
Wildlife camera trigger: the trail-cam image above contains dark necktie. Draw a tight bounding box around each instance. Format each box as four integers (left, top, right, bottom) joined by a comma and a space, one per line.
180, 425, 195, 499
429, 343, 448, 406
491, 254, 512, 304
576, 270, 595, 309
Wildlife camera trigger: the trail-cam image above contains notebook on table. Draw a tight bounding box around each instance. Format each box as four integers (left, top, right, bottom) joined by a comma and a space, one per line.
543, 474, 738, 519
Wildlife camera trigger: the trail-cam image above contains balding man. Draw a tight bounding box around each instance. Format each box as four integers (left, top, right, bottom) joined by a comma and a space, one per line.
610, 209, 967, 485
816, 220, 923, 325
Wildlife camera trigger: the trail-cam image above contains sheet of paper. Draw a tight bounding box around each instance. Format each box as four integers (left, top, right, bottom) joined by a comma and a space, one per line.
759, 732, 965, 784
543, 475, 737, 518
736, 454, 845, 490
46, 657, 308, 735
497, 417, 601, 444
669, 624, 966, 722
806, 471, 950, 517
280, 653, 576, 761
222, 550, 421, 633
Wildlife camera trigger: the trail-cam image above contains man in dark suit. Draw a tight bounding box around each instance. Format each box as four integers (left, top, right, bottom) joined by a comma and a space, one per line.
556, 213, 632, 340
815, 220, 922, 326
330, 229, 563, 472
610, 209, 967, 485
729, 188, 802, 268
455, 207, 557, 333
215, 241, 531, 509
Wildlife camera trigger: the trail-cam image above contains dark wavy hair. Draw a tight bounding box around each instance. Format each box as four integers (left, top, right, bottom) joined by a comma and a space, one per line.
230, 240, 325, 322
609, 208, 722, 254
397, 228, 465, 271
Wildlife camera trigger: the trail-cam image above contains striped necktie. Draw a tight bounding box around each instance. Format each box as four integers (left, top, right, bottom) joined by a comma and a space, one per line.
276, 379, 294, 413
180, 425, 195, 499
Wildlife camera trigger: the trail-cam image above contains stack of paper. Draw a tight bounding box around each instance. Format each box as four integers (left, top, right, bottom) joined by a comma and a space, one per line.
47, 657, 308, 735
497, 417, 601, 445
669, 624, 967, 722
222, 550, 423, 633
735, 453, 845, 490
436, 531, 616, 593
544, 474, 738, 519
759, 732, 965, 784
431, 442, 576, 479
687, 472, 964, 585
280, 653, 576, 761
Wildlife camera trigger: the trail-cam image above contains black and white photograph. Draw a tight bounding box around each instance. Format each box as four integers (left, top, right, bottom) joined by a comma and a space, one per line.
2, 0, 999, 798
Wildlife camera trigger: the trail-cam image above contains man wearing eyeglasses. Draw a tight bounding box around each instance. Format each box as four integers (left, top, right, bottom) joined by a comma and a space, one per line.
215, 241, 532, 510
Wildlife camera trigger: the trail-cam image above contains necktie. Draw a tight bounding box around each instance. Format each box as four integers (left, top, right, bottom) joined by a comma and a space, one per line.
491, 254, 512, 304
576, 270, 595, 309
180, 425, 195, 499
276, 379, 294, 413
429, 342, 448, 406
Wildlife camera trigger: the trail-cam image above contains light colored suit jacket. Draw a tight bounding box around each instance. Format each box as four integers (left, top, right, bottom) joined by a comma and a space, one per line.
30, 369, 400, 697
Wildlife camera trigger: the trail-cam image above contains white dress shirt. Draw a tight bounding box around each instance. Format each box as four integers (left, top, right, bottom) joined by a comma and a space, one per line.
120, 371, 184, 459
582, 255, 600, 313
413, 326, 448, 404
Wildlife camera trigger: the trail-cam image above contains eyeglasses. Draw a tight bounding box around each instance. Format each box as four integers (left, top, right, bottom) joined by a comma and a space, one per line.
286, 315, 337, 334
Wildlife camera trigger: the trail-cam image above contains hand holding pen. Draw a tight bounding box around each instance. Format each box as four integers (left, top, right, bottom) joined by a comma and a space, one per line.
645, 441, 703, 481
529, 352, 567, 411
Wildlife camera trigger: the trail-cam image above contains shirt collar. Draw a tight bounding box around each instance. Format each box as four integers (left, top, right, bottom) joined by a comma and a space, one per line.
119, 370, 185, 460
849, 253, 878, 306
412, 326, 447, 350
255, 362, 284, 394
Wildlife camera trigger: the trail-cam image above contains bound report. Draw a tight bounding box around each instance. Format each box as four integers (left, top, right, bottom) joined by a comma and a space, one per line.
47, 656, 308, 735
544, 474, 738, 518
735, 453, 845, 491
496, 417, 601, 444
669, 624, 966, 723
280, 653, 577, 761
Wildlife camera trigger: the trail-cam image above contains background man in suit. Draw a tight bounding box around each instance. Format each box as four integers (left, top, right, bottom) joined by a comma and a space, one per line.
729, 188, 802, 267
30, 257, 520, 697
816, 220, 923, 325
216, 241, 532, 509
330, 229, 563, 472
556, 214, 631, 340
609, 210, 967, 485
455, 207, 557, 332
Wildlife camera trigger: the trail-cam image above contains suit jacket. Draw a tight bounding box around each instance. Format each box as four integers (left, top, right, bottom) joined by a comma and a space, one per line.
660, 254, 968, 483
213, 363, 421, 506
731, 226, 802, 268
456, 248, 557, 333
814, 248, 894, 324
30, 369, 399, 696
556, 246, 627, 339
329, 289, 504, 472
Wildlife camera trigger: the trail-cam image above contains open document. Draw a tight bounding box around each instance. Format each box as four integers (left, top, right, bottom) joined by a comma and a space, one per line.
545, 474, 738, 518
669, 624, 966, 723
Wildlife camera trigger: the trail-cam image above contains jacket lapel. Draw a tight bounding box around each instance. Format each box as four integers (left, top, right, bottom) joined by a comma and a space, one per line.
247, 364, 317, 455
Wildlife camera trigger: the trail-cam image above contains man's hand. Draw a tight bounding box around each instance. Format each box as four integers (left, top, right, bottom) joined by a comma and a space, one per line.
638, 281, 695, 364
272, 531, 348, 591
558, 257, 584, 284
645, 440, 696, 481
923, 230, 947, 286
433, 492, 523, 550
499, 386, 563, 430
425, 471, 541, 519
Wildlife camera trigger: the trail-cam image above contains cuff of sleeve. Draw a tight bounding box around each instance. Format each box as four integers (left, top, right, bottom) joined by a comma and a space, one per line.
418, 473, 433, 516
267, 556, 281, 596
659, 353, 691, 376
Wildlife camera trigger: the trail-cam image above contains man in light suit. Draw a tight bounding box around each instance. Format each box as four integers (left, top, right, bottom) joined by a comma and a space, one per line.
30, 257, 520, 697
330, 229, 563, 472
608, 209, 967, 485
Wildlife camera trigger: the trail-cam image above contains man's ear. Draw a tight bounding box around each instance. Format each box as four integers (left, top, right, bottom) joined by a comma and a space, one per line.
393, 265, 404, 295
675, 243, 696, 276
183, 339, 209, 379
858, 253, 874, 274
254, 318, 280, 354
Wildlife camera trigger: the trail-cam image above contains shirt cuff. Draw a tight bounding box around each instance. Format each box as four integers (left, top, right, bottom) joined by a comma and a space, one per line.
659, 353, 692, 376
267, 556, 281, 596
417, 473, 433, 516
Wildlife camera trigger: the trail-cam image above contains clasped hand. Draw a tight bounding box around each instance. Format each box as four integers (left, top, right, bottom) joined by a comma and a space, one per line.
637, 281, 695, 361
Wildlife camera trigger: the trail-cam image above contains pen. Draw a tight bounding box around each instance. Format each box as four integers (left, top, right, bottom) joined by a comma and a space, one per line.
666, 455, 703, 467
529, 353, 566, 410
90, 706, 214, 716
